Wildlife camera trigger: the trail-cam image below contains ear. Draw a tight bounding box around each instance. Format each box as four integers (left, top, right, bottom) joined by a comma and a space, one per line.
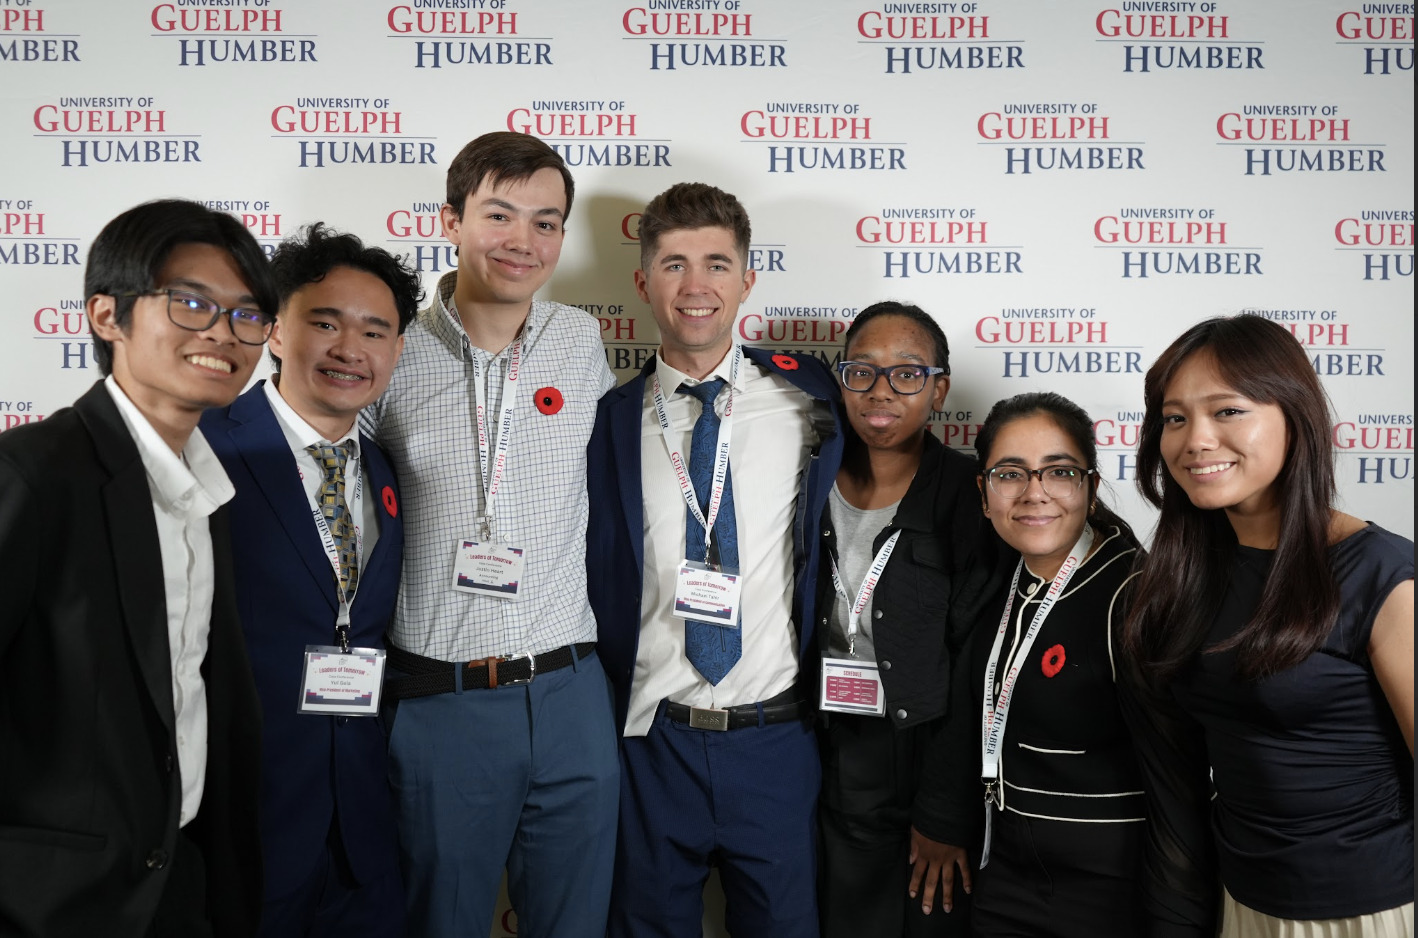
738, 267, 756, 304
633, 267, 650, 305
439, 202, 463, 247
267, 316, 286, 361
930, 374, 951, 413
976, 473, 990, 514
88, 293, 125, 343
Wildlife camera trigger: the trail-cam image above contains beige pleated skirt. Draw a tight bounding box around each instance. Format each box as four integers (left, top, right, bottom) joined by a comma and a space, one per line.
1222, 888, 1414, 938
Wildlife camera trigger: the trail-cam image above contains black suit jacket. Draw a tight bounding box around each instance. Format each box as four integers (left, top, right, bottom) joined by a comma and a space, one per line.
0, 381, 262, 938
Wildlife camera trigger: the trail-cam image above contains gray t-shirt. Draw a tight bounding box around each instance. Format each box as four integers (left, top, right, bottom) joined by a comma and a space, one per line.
826, 483, 901, 663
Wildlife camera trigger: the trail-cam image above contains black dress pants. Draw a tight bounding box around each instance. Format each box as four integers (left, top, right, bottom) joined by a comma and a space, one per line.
819, 713, 971, 938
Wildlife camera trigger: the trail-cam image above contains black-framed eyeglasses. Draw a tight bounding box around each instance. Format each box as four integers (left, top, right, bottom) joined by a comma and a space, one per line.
983, 464, 1095, 499
120, 288, 275, 346
836, 361, 948, 395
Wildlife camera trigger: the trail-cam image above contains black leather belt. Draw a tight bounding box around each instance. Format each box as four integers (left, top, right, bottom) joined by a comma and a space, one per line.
664, 687, 809, 731
384, 642, 596, 701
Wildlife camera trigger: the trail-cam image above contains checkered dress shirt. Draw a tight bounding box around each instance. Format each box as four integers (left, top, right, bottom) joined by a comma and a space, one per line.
361, 272, 615, 660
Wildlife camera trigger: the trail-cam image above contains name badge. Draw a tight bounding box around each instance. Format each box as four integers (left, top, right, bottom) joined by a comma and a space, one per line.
452, 540, 527, 599
819, 656, 886, 717
298, 646, 386, 717
672, 560, 743, 626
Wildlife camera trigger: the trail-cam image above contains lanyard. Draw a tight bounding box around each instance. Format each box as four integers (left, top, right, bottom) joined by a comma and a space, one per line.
306, 445, 365, 652
980, 524, 1094, 801
652, 344, 741, 563
471, 336, 522, 541
829, 530, 902, 657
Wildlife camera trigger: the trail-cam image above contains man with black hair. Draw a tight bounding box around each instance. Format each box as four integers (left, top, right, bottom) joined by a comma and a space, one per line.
200, 223, 419, 938
361, 131, 618, 938
0, 199, 275, 937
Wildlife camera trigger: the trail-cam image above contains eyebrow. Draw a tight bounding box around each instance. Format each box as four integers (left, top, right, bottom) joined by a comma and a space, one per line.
853, 350, 927, 363
1161, 392, 1243, 408
163, 277, 257, 306
480, 197, 565, 220
307, 306, 395, 331
658, 252, 736, 266
991, 454, 1083, 466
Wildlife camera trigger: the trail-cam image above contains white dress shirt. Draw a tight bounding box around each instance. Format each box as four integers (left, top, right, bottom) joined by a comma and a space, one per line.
263, 379, 380, 576
104, 376, 235, 827
626, 346, 817, 737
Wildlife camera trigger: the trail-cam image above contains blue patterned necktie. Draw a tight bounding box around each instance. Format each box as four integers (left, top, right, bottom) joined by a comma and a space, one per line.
307, 441, 359, 602
680, 378, 742, 685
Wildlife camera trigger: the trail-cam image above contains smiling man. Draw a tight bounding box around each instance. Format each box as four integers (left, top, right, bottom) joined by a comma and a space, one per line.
0, 199, 276, 937
586, 182, 845, 938
200, 224, 420, 938
360, 131, 618, 938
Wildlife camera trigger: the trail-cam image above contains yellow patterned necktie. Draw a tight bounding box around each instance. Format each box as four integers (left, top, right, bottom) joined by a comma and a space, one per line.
307, 441, 359, 601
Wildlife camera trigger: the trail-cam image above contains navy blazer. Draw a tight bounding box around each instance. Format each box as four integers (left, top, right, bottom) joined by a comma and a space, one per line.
200, 383, 403, 901
586, 347, 844, 732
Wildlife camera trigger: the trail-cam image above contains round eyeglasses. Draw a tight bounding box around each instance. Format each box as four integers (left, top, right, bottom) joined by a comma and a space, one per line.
121, 288, 275, 346
836, 361, 948, 395
983, 464, 1094, 499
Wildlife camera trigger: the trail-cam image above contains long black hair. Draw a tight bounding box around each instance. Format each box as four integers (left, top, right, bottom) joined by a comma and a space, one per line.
975, 391, 1139, 549
1123, 315, 1339, 682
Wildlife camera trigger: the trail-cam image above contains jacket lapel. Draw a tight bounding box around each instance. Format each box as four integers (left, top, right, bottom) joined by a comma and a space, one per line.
227, 389, 338, 614
612, 364, 651, 581
76, 383, 177, 732
358, 434, 399, 596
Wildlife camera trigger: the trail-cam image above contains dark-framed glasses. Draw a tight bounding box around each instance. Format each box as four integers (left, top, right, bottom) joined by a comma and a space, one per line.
983, 464, 1094, 499
120, 288, 275, 346
836, 360, 948, 395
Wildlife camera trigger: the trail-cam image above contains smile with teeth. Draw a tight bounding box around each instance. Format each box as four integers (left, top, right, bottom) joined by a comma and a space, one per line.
1189, 462, 1235, 475
678, 308, 717, 318
321, 369, 365, 381
186, 354, 233, 374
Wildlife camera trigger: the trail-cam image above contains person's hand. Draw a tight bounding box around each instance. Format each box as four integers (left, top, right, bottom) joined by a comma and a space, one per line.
908, 826, 971, 914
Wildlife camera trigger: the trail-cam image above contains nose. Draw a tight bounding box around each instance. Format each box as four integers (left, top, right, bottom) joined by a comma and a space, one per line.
503, 218, 533, 253
1020, 471, 1051, 503
198, 314, 239, 346
1182, 416, 1217, 455
866, 372, 896, 399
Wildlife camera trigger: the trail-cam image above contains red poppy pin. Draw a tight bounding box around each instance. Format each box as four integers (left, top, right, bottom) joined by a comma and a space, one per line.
534, 387, 564, 415
1041, 644, 1066, 678
771, 354, 799, 371
381, 486, 398, 517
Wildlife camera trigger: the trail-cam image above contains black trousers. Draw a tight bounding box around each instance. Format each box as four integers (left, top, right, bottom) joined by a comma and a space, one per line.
148, 826, 214, 938
819, 713, 971, 938
971, 808, 1144, 938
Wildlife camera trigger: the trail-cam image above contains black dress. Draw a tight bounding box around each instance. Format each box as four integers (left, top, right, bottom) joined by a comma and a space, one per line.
938, 527, 1147, 938
1141, 523, 1414, 922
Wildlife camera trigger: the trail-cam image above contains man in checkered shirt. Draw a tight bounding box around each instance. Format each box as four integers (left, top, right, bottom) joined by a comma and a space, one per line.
361, 132, 618, 938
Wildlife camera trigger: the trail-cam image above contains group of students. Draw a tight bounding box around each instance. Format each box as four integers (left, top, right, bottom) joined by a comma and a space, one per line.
0, 129, 1411, 938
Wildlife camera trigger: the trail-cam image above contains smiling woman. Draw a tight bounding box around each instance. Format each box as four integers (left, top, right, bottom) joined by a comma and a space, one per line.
1123, 315, 1414, 937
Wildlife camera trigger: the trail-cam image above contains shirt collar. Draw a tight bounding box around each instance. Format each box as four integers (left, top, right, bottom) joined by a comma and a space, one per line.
653, 344, 744, 398
263, 378, 360, 457
104, 375, 234, 515
424, 269, 549, 362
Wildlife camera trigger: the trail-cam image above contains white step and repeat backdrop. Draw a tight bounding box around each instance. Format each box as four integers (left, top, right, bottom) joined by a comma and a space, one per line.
1, 1, 1413, 934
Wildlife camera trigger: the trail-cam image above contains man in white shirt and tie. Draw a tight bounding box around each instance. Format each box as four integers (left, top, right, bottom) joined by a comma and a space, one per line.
586, 182, 845, 938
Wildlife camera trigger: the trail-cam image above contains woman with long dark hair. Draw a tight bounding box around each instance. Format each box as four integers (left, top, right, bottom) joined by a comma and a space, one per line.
816, 301, 994, 938
937, 391, 1150, 937
1124, 314, 1414, 936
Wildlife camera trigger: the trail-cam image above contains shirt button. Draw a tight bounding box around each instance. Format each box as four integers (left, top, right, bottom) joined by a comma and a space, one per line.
336, 716, 349, 726
896, 709, 908, 720
881, 660, 892, 671
822, 530, 831, 538
873, 610, 883, 620
820, 617, 828, 626
146, 849, 169, 870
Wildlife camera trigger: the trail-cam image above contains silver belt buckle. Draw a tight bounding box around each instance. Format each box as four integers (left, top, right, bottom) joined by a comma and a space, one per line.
688, 706, 729, 731
499, 653, 536, 686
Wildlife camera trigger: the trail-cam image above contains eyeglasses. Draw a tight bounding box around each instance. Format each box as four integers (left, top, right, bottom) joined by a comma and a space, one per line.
983, 464, 1094, 499
120, 288, 275, 346
836, 361, 948, 395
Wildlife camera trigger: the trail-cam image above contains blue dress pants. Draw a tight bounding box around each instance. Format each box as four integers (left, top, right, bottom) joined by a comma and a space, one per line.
386, 649, 619, 938
609, 702, 820, 938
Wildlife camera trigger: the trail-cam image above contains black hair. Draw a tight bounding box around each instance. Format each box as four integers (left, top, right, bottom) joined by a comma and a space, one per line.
84, 199, 277, 376
844, 300, 950, 374
267, 223, 424, 370
975, 391, 1139, 548
638, 182, 751, 270
446, 131, 575, 222
1125, 315, 1339, 682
